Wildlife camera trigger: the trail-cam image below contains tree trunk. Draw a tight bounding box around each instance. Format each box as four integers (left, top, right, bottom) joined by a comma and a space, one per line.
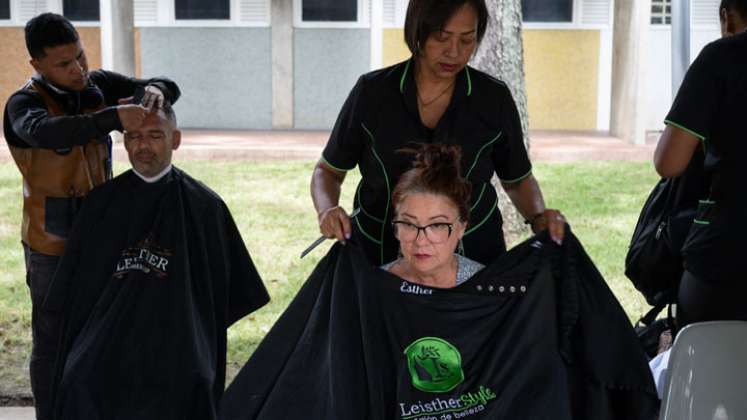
469, 0, 530, 245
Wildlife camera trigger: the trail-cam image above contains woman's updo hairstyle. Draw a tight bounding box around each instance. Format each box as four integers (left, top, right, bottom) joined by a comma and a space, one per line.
392, 143, 472, 223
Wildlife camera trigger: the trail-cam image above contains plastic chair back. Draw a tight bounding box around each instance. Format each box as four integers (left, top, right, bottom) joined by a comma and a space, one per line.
661, 321, 747, 420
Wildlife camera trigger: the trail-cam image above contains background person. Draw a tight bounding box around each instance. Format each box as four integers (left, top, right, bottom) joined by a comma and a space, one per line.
653, 0, 747, 327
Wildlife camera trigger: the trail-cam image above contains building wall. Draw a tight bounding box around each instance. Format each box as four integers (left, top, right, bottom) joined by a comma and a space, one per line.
0, 27, 101, 115
0, 28, 35, 112
382, 28, 409, 67
522, 29, 600, 131
134, 28, 142, 78
293, 28, 370, 129
139, 27, 272, 129
381, 28, 601, 131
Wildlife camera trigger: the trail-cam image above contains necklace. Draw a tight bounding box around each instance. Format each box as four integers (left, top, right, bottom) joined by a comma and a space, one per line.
416, 80, 455, 107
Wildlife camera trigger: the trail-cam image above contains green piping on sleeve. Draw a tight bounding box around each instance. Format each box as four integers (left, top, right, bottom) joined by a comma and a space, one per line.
465, 67, 472, 96
400, 60, 411, 94
362, 123, 391, 265
469, 183, 487, 212
699, 199, 716, 205
499, 169, 533, 184
355, 215, 383, 244
693, 219, 710, 225
664, 119, 706, 142
356, 181, 384, 224
320, 155, 354, 172
464, 195, 498, 236
465, 132, 503, 179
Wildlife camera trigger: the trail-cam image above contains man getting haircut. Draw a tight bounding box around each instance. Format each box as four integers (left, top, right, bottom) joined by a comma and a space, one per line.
45, 105, 269, 420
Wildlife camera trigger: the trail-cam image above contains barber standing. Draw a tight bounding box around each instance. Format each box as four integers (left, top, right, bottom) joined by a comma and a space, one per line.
2, 13, 180, 420
653, 0, 747, 327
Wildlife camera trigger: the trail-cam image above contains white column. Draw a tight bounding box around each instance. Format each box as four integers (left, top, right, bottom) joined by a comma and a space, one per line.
272, 0, 294, 128
596, 27, 613, 131
370, 0, 383, 70
99, 0, 136, 76
671, 0, 691, 94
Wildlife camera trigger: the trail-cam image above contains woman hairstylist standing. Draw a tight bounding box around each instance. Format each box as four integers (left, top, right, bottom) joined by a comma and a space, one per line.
310, 0, 566, 265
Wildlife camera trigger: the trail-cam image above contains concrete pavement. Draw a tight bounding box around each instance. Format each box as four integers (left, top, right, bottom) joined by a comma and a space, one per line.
0, 407, 34, 419
0, 129, 656, 163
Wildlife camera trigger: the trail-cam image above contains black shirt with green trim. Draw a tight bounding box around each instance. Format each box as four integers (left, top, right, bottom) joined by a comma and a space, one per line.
664, 31, 747, 281
322, 58, 532, 266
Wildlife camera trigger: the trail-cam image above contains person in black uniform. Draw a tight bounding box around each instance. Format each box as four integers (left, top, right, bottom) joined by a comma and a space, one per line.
310, 0, 566, 266
3, 13, 180, 420
654, 0, 747, 327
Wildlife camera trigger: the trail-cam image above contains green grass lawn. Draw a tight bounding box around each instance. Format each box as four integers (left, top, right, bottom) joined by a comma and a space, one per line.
0, 159, 659, 397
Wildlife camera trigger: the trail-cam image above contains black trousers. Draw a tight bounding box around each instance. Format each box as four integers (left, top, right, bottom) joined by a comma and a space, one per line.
23, 244, 63, 420
677, 269, 747, 328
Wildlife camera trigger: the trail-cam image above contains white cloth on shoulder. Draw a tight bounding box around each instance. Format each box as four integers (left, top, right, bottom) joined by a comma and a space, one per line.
380, 254, 484, 286
649, 348, 671, 399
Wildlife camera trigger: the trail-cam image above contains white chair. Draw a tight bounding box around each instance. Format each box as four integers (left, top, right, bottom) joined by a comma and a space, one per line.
660, 321, 747, 420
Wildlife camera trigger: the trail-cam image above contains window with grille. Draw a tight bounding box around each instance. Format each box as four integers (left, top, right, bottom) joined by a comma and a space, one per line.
0, 0, 9, 19
522, 0, 574, 23
651, 0, 672, 24
63, 0, 99, 21
302, 0, 357, 22
175, 0, 231, 20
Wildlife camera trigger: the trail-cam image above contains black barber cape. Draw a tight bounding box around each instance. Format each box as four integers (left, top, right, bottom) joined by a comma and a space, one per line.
220, 231, 658, 420
45, 168, 270, 420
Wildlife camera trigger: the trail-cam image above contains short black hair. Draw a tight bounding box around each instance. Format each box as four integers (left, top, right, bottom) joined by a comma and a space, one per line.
404, 0, 489, 55
720, 0, 747, 19
159, 101, 178, 127
25, 13, 79, 59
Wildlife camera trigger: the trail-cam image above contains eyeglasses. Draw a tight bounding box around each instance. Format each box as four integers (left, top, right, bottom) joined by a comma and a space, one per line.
392, 220, 454, 244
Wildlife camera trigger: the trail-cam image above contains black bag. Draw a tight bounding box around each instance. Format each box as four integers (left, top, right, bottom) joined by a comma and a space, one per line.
634, 304, 674, 359
625, 150, 707, 306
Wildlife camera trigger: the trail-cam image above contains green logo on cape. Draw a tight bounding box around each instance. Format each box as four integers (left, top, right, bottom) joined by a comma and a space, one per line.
404, 337, 464, 393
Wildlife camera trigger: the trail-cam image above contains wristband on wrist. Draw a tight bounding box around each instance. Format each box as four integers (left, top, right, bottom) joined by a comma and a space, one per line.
524, 212, 545, 226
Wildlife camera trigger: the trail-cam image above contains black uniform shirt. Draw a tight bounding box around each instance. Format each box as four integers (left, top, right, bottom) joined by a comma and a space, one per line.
322, 58, 532, 265
665, 31, 747, 281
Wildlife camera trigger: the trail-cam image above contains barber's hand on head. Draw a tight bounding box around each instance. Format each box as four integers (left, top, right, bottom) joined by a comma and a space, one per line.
530, 209, 567, 246
116, 86, 165, 110
318, 206, 352, 245
141, 85, 165, 110
116, 104, 148, 132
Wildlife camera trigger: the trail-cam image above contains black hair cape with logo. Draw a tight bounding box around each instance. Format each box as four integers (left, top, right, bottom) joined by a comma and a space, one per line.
220, 231, 658, 420
44, 168, 270, 420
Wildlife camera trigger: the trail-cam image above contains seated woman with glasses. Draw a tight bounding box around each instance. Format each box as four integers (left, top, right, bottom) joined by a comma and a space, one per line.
221, 143, 660, 420
381, 143, 484, 287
